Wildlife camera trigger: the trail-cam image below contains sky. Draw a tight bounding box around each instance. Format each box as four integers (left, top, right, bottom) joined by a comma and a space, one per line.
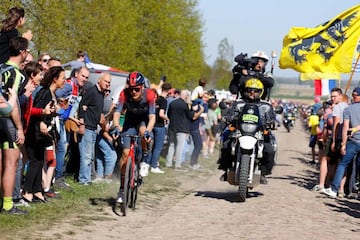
197, 0, 360, 79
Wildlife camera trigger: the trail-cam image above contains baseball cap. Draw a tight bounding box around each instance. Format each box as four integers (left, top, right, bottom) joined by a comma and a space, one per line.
352, 87, 360, 96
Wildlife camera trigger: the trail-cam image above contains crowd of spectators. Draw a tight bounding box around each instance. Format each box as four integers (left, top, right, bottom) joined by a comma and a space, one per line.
0, 7, 227, 215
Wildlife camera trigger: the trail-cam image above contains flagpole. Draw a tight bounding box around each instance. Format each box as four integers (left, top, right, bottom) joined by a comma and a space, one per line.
344, 52, 360, 94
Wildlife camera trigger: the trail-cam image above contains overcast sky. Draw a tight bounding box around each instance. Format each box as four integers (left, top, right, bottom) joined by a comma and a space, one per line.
197, 0, 360, 79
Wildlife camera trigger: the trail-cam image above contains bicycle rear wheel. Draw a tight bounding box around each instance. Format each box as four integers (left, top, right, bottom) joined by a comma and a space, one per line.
121, 156, 132, 216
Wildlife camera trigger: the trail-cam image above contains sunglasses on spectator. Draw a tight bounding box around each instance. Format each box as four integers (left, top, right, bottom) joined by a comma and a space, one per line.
42, 58, 50, 63
129, 87, 141, 93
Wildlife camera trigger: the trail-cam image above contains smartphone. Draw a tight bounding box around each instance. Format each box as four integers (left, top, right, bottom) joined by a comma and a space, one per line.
161, 75, 167, 82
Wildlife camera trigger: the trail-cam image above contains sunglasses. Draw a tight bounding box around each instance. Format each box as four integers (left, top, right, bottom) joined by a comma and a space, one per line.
246, 88, 262, 93
42, 58, 50, 63
129, 87, 141, 93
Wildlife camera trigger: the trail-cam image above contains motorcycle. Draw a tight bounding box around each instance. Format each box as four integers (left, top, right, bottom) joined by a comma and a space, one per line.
283, 111, 295, 132
219, 100, 282, 202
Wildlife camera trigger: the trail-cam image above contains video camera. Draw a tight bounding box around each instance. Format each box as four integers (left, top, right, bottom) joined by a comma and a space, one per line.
233, 53, 258, 73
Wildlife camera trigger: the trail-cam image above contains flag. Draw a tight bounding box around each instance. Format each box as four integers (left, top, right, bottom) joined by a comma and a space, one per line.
279, 5, 360, 79
84, 51, 94, 69
84, 51, 125, 73
300, 72, 341, 80
314, 79, 337, 96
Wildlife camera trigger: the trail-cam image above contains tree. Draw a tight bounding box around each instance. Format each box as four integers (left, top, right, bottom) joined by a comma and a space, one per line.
1, 0, 206, 89
210, 38, 233, 90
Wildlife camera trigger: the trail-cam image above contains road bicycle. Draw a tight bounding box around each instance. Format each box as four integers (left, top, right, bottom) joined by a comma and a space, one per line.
117, 134, 143, 216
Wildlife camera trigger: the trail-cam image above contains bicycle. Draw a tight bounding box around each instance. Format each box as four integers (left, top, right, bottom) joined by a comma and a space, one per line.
117, 134, 143, 216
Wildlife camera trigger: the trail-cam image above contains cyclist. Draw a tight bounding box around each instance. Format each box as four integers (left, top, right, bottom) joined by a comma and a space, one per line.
113, 71, 156, 203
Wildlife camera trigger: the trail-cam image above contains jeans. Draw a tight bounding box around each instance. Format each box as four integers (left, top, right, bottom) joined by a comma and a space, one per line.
78, 129, 97, 184
331, 141, 360, 192
190, 129, 202, 166
55, 120, 67, 179
181, 135, 193, 163
166, 132, 188, 168
95, 135, 117, 177
147, 126, 166, 168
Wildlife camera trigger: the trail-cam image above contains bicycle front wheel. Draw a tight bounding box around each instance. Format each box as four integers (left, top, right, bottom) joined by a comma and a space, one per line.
129, 161, 140, 209
122, 156, 132, 216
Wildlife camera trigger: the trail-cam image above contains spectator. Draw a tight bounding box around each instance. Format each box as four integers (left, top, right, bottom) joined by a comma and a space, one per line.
199, 92, 210, 158
0, 37, 28, 215
191, 78, 206, 101
146, 83, 172, 174
323, 87, 360, 198
188, 98, 205, 170
23, 66, 66, 201
307, 107, 320, 164
54, 66, 90, 190
329, 89, 349, 196
20, 51, 33, 69
13, 61, 45, 207
204, 98, 218, 157
166, 90, 203, 169
312, 100, 334, 193
0, 6, 32, 64
77, 72, 111, 185
93, 114, 117, 182
62, 50, 86, 72
37, 53, 51, 72
47, 57, 61, 68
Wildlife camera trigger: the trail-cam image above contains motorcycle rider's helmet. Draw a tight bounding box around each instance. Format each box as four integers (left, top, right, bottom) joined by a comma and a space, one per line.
126, 71, 145, 87
251, 51, 269, 62
244, 78, 264, 100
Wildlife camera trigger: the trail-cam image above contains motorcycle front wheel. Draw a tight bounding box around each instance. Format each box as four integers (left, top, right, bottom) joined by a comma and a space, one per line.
236, 153, 250, 202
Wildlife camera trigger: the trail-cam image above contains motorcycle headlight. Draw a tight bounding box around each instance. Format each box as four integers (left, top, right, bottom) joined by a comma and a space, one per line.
240, 122, 258, 134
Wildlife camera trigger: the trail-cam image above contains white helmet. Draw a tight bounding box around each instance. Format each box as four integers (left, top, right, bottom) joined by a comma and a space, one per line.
251, 51, 269, 62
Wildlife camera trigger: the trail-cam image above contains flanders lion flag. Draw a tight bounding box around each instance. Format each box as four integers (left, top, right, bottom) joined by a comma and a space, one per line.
279, 5, 360, 80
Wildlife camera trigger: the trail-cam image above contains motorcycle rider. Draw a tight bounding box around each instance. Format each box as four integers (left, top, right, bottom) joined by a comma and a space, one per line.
229, 51, 274, 100
218, 78, 277, 184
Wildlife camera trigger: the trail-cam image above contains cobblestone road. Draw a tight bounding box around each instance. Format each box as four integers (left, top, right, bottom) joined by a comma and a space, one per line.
39, 119, 360, 240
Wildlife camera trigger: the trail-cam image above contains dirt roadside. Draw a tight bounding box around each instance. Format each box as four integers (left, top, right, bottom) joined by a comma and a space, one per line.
32, 119, 360, 240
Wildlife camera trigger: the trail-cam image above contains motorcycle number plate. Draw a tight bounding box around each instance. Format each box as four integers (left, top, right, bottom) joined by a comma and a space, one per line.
242, 114, 259, 123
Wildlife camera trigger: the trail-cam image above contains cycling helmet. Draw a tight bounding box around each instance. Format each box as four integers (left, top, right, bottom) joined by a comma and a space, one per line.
251, 51, 269, 62
126, 71, 145, 87
244, 78, 264, 100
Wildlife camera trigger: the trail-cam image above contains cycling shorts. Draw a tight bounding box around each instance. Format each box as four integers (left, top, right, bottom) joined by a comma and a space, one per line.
0, 117, 18, 149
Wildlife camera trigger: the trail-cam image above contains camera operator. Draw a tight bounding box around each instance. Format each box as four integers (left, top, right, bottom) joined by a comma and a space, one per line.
229, 51, 274, 100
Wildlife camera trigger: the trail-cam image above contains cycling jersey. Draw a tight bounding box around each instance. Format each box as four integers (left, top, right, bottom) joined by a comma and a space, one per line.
115, 88, 156, 130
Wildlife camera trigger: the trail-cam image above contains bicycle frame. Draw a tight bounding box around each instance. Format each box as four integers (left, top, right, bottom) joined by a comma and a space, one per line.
119, 134, 142, 216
